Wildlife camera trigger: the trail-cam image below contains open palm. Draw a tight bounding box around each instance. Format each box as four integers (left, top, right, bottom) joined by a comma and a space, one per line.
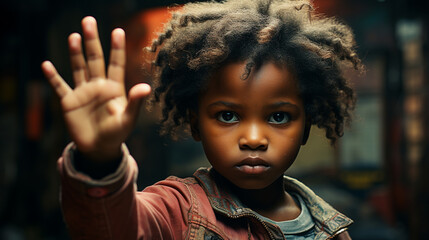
42, 17, 150, 161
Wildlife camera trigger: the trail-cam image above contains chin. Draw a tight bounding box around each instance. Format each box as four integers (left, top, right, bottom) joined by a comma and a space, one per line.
230, 179, 273, 190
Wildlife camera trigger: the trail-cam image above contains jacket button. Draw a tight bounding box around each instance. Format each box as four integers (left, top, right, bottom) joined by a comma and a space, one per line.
87, 187, 108, 198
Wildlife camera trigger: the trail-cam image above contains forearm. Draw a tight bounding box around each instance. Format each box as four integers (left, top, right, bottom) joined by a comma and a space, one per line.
58, 143, 190, 239
58, 143, 140, 239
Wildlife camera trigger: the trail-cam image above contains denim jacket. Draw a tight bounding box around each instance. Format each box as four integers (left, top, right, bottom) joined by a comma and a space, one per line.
59, 143, 352, 239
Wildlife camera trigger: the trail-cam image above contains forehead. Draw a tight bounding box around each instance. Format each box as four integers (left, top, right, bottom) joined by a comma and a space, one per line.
203, 61, 300, 98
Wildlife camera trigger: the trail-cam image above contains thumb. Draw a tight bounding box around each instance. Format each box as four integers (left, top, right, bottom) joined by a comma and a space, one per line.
125, 83, 151, 121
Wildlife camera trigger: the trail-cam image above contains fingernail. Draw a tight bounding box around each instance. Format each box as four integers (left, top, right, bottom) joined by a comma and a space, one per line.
83, 16, 96, 31
68, 33, 80, 48
42, 61, 52, 68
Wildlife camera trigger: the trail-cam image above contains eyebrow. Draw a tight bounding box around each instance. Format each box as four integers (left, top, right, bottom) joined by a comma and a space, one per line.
270, 101, 298, 108
208, 101, 242, 108
207, 101, 298, 109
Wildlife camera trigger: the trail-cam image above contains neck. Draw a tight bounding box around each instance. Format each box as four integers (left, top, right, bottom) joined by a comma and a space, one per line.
233, 176, 287, 212
210, 169, 300, 221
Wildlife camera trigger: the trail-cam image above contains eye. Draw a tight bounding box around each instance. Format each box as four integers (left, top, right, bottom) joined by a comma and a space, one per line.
268, 112, 290, 124
217, 111, 239, 123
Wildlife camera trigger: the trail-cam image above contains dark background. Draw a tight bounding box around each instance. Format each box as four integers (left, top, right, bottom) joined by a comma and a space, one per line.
1, 0, 428, 239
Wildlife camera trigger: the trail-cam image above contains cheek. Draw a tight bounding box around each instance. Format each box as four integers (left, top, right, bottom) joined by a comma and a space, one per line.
199, 127, 239, 167
199, 117, 236, 143
201, 133, 234, 153
284, 121, 306, 145
201, 139, 231, 169
272, 129, 303, 158
201, 137, 223, 155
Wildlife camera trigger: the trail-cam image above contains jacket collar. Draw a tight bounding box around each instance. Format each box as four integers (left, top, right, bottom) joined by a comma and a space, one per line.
193, 167, 353, 237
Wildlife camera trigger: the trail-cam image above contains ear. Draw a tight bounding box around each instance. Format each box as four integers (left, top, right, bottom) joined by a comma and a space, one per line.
301, 120, 311, 145
189, 111, 201, 141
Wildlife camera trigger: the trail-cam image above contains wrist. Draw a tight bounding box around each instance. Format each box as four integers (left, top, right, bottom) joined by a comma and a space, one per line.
76, 139, 123, 162
81, 146, 122, 162
74, 145, 123, 179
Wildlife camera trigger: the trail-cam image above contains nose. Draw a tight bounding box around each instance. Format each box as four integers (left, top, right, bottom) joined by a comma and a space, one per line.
239, 123, 268, 151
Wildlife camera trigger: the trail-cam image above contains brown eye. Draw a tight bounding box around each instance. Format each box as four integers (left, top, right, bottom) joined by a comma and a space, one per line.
268, 112, 290, 124
217, 111, 239, 123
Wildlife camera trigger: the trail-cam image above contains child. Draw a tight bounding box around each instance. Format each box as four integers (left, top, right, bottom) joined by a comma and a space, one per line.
41, 0, 362, 239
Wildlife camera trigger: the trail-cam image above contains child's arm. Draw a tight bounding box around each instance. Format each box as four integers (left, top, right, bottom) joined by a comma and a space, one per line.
41, 18, 196, 239
41, 16, 151, 177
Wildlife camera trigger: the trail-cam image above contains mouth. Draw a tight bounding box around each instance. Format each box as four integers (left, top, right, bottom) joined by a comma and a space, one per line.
235, 157, 270, 175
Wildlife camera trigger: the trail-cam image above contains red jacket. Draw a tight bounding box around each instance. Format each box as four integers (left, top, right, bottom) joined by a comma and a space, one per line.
59, 143, 353, 239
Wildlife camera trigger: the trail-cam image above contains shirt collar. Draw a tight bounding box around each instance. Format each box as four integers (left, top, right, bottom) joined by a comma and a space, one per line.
193, 167, 353, 236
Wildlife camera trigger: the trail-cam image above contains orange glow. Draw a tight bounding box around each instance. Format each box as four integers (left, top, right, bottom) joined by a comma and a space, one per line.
124, 6, 182, 86
139, 6, 183, 47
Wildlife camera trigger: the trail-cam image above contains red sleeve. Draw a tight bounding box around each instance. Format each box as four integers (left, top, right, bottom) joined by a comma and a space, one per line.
58, 143, 193, 240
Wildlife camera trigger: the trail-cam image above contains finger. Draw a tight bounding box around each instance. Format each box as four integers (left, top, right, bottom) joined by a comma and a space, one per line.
107, 28, 126, 84
124, 83, 151, 122
81, 16, 105, 79
68, 33, 89, 86
41, 61, 72, 98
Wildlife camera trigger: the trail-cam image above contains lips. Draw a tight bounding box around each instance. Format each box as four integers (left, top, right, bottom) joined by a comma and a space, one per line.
235, 157, 270, 174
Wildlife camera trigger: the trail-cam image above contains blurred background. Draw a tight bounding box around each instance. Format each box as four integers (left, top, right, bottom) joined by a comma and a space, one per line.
0, 0, 428, 239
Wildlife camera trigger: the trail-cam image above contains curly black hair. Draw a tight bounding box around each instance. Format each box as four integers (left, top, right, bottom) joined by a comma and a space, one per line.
147, 0, 363, 144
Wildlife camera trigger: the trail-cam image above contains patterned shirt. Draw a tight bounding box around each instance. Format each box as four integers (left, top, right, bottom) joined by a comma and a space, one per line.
254, 192, 317, 240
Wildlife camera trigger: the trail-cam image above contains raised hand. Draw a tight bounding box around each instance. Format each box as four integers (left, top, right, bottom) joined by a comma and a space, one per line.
41, 16, 151, 162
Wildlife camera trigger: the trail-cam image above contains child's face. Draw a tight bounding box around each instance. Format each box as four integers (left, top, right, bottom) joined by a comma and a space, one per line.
191, 61, 309, 190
